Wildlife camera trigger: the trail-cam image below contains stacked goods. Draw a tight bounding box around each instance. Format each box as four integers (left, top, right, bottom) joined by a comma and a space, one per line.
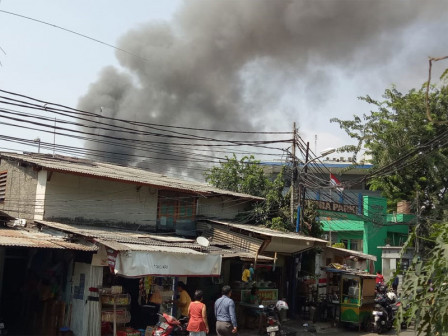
101, 309, 131, 323
101, 294, 131, 306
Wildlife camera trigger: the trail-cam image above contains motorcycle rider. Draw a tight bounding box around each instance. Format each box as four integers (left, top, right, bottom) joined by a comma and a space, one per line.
375, 285, 396, 324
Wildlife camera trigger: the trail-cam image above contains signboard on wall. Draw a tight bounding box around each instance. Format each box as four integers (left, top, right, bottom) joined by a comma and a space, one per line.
306, 200, 358, 215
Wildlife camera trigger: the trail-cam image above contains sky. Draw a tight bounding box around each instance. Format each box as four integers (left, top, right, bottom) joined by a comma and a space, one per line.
0, 0, 447, 179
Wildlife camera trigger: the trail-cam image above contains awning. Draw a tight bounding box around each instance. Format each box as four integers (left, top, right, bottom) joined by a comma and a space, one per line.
36, 221, 223, 277
96, 241, 222, 277
114, 250, 222, 277
203, 219, 328, 254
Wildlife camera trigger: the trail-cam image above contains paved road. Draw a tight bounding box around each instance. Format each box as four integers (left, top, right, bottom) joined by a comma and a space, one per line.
238, 321, 415, 336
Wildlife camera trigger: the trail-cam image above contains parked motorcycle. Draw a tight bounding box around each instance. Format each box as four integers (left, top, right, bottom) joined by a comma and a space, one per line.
372, 287, 399, 334
152, 313, 188, 336
259, 303, 282, 336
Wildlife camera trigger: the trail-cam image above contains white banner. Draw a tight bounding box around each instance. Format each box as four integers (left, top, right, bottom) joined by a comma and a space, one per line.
114, 251, 222, 277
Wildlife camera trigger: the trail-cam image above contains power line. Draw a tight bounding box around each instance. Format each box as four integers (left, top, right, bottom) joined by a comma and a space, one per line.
0, 89, 292, 135
0, 9, 151, 64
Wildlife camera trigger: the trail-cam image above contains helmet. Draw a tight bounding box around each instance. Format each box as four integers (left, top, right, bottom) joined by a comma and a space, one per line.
378, 285, 387, 294
386, 291, 397, 303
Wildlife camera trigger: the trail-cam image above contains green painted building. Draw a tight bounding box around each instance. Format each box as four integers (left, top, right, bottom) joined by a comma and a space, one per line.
319, 196, 412, 270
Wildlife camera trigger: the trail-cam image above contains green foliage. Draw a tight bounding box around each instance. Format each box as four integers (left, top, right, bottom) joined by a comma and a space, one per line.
204, 154, 268, 197
268, 217, 289, 232
397, 223, 448, 335
331, 83, 448, 233
205, 155, 322, 237
301, 203, 324, 237
332, 242, 346, 248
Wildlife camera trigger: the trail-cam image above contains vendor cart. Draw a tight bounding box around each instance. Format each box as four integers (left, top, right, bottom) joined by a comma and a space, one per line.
325, 268, 376, 330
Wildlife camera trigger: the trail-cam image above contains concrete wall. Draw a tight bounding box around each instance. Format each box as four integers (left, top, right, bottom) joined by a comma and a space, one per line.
197, 196, 249, 219
44, 171, 159, 228
44, 171, 248, 227
0, 159, 38, 221
0, 157, 252, 227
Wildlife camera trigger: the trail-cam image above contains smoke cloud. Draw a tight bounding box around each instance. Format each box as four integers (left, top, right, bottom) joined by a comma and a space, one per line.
78, 0, 447, 178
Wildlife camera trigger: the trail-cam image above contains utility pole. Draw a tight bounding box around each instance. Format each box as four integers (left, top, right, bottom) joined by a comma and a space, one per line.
290, 122, 297, 227
298, 142, 310, 233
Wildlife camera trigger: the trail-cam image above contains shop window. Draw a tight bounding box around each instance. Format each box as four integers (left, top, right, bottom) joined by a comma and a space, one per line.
342, 277, 359, 304
0, 171, 6, 202
157, 191, 196, 235
350, 239, 363, 252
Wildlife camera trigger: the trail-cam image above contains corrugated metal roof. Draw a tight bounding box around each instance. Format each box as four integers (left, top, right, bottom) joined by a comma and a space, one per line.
37, 220, 268, 260
323, 267, 376, 278
205, 219, 329, 243
0, 227, 98, 251
197, 221, 263, 254
0, 152, 263, 200
37, 221, 201, 249
220, 251, 274, 262
326, 246, 377, 261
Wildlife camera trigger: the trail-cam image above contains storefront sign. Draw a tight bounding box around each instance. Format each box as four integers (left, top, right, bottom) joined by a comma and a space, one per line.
240, 289, 278, 304
306, 200, 358, 215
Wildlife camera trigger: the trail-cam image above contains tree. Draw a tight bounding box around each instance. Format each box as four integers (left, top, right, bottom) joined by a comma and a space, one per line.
332, 74, 448, 334
204, 154, 268, 197
331, 82, 448, 230
396, 222, 448, 335
204, 155, 322, 235
302, 203, 324, 237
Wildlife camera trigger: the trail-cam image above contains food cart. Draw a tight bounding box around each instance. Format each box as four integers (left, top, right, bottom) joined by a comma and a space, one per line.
324, 267, 376, 330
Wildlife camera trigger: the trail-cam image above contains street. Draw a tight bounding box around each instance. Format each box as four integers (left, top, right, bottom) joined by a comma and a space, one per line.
238, 321, 416, 336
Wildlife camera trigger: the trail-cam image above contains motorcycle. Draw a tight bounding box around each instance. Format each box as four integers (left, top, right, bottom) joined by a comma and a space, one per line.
259, 303, 281, 336
152, 313, 188, 336
372, 290, 399, 334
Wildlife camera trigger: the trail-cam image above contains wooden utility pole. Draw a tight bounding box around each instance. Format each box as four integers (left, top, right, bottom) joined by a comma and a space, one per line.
290, 122, 297, 227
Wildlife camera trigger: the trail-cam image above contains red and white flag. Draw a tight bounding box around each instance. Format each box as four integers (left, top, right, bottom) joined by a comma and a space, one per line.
330, 173, 344, 192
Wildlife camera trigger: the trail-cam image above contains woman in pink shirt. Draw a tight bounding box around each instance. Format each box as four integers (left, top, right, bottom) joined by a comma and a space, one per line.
187, 290, 209, 336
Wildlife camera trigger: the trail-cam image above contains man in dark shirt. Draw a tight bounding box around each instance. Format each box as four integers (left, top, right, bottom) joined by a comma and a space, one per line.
214, 285, 237, 336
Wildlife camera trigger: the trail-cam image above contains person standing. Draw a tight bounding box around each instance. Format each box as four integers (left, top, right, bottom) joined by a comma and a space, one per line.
249, 263, 255, 281
241, 264, 250, 283
214, 285, 237, 336
176, 281, 192, 318
187, 290, 209, 336
392, 276, 399, 293
376, 270, 384, 284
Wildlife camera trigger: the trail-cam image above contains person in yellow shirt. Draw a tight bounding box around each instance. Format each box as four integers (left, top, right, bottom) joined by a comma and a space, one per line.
176, 281, 191, 317
242, 264, 251, 283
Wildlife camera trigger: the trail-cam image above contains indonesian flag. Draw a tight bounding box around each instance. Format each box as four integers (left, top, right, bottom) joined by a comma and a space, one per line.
330, 173, 344, 192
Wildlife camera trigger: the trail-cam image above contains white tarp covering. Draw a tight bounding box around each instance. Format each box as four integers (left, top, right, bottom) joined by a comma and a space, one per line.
114, 251, 222, 277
